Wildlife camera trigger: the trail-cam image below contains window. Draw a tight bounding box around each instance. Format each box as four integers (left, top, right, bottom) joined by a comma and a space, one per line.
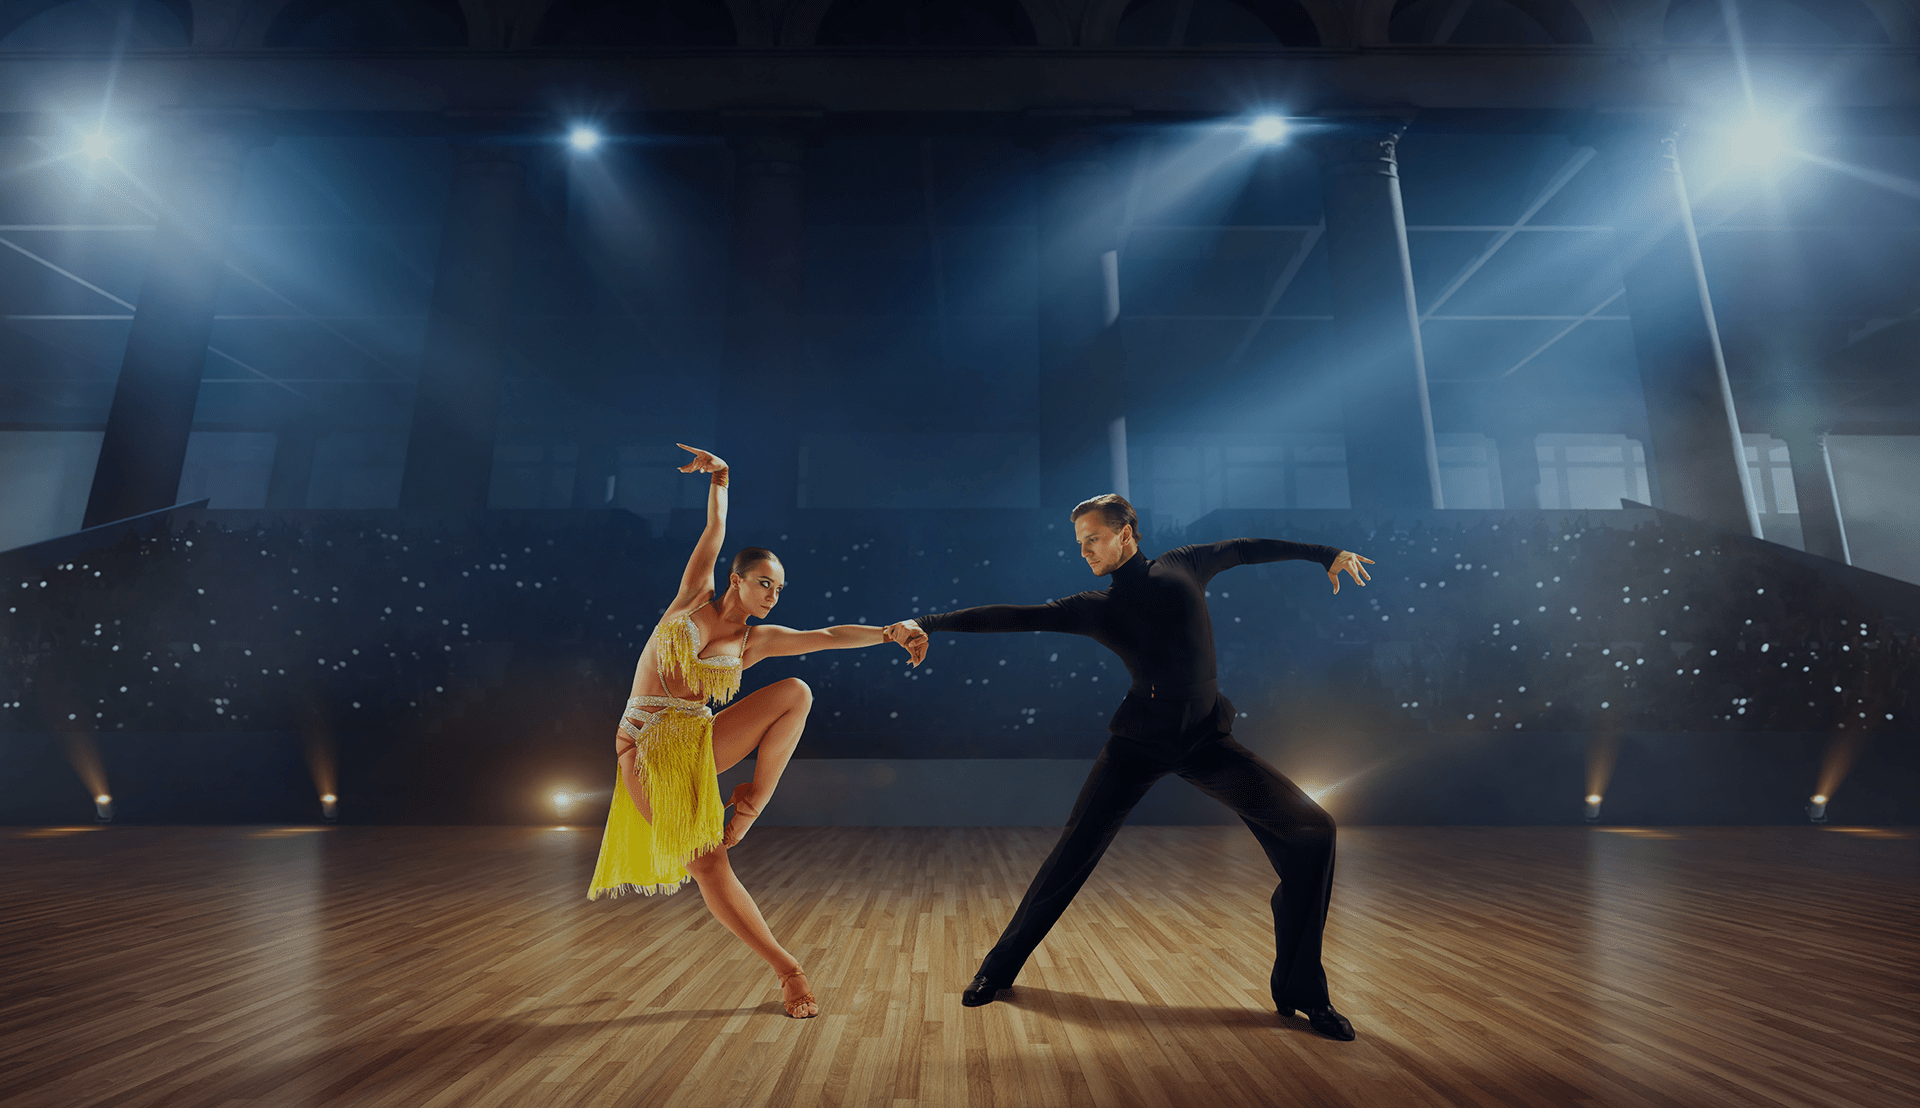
1534, 433, 1649, 510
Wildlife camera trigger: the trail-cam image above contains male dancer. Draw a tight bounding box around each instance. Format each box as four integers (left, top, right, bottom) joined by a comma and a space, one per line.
893, 494, 1372, 1040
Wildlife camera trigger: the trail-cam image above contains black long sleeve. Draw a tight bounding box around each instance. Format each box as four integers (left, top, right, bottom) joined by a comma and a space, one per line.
1171, 538, 1341, 583
917, 538, 1343, 700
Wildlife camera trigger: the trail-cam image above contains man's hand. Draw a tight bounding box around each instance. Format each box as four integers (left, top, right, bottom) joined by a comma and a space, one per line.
882, 620, 929, 666
1328, 551, 1374, 595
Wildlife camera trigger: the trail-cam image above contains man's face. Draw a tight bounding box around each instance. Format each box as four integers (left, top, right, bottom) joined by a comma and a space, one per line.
1074, 514, 1137, 577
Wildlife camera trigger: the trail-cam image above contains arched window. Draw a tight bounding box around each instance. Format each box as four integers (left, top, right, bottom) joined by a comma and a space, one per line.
531, 0, 736, 48
0, 0, 188, 48
1116, 0, 1320, 46
263, 0, 468, 49
1387, 0, 1593, 45
815, 0, 1037, 47
1664, 0, 1888, 45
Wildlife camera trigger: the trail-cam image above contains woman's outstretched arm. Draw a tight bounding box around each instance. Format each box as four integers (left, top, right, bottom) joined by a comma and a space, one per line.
668, 444, 728, 611
748, 624, 927, 666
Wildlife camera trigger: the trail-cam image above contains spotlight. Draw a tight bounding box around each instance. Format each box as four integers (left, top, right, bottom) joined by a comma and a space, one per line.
320, 793, 338, 822
567, 127, 602, 153
94, 794, 113, 822
1808, 794, 1828, 823
79, 131, 111, 160
552, 790, 573, 814
1729, 116, 1788, 170
1584, 794, 1602, 822
1249, 115, 1290, 144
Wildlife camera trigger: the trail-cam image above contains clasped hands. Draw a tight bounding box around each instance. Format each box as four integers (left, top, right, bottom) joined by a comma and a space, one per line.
881, 619, 929, 666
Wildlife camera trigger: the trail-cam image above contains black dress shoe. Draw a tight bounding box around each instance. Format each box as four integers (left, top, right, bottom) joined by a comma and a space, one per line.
961, 975, 1009, 1007
1295, 1005, 1355, 1041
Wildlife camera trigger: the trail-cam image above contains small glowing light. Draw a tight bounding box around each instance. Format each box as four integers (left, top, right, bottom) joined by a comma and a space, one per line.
1811, 795, 1827, 806
80, 132, 111, 159
1585, 795, 1602, 805
95, 794, 111, 804
1730, 116, 1788, 169
552, 791, 573, 811
321, 794, 336, 804
568, 127, 602, 152
1249, 115, 1290, 144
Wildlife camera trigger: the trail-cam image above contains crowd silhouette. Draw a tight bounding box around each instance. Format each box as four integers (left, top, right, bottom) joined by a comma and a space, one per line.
2, 509, 1912, 759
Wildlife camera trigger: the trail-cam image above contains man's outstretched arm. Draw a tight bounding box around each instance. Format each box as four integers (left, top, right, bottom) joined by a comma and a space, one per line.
1175, 538, 1373, 593
885, 596, 1090, 653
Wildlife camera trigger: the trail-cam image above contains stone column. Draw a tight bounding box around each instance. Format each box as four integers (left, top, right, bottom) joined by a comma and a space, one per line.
571, 434, 618, 508
1035, 131, 1128, 511
718, 132, 809, 517
1490, 426, 1541, 510
398, 141, 527, 510
1775, 424, 1850, 562
82, 121, 260, 528
1308, 120, 1442, 512
265, 428, 318, 509
1586, 119, 1760, 536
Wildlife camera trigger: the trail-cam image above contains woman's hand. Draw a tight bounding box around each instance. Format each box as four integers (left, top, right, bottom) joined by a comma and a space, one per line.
882, 620, 929, 666
676, 444, 728, 480
1328, 551, 1374, 595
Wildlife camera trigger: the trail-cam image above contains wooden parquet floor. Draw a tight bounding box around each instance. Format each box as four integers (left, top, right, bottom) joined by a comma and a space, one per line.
1, 824, 1915, 1108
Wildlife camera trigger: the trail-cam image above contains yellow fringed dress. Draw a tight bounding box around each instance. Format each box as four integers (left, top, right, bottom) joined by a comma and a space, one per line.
588, 615, 745, 899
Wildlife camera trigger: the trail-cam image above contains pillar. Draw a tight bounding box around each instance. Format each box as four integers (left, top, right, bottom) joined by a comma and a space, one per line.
1586, 119, 1760, 536
82, 123, 259, 528
1308, 119, 1442, 512
1490, 426, 1541, 509
265, 428, 318, 509
1775, 424, 1850, 563
1035, 130, 1128, 511
717, 132, 808, 517
398, 142, 526, 509
571, 434, 618, 508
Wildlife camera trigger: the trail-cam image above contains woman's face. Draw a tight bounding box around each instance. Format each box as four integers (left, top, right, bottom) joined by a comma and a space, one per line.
733, 560, 786, 618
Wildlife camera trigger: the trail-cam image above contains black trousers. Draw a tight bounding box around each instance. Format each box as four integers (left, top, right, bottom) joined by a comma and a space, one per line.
976, 727, 1337, 1011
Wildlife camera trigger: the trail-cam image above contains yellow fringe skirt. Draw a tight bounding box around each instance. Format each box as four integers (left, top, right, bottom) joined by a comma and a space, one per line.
588, 696, 726, 899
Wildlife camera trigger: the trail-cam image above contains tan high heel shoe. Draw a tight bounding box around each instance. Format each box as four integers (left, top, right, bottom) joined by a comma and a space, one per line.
778, 966, 818, 1019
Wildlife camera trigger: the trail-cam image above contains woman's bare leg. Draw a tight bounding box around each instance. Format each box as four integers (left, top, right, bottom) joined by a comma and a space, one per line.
684, 846, 818, 1016
710, 677, 813, 844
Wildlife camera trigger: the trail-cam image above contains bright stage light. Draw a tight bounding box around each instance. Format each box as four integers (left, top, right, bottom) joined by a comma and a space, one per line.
1586, 794, 1602, 805
552, 790, 573, 813
79, 132, 111, 160
321, 794, 336, 804
1249, 115, 1290, 144
1811, 794, 1827, 806
1808, 793, 1829, 823
568, 127, 602, 153
1584, 794, 1603, 822
1730, 116, 1789, 169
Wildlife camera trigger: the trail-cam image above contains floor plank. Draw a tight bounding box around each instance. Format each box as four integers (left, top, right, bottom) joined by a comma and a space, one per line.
1, 825, 1915, 1108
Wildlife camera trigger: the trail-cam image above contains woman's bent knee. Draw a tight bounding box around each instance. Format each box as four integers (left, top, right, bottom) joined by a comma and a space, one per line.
778, 677, 813, 710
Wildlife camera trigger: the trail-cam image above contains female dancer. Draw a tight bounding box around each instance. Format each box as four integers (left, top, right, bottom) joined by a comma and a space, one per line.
588, 444, 924, 1019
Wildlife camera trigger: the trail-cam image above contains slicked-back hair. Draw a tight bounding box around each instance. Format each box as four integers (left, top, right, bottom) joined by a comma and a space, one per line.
1071, 494, 1139, 542
718, 547, 781, 605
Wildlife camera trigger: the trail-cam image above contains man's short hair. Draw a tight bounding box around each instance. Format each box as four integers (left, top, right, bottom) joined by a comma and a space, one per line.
1071, 494, 1139, 540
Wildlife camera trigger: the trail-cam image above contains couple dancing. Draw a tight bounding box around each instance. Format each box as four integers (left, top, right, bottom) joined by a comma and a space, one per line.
588, 445, 1374, 1039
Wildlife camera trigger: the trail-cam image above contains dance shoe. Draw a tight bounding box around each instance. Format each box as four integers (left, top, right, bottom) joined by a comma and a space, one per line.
778, 966, 818, 1019
1278, 1004, 1356, 1041
961, 975, 1010, 1007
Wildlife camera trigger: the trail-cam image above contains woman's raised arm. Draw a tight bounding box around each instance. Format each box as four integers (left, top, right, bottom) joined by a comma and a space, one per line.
669, 444, 729, 611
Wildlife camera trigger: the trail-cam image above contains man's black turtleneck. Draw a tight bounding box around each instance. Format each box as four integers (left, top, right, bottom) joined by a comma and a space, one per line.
917, 538, 1339, 732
